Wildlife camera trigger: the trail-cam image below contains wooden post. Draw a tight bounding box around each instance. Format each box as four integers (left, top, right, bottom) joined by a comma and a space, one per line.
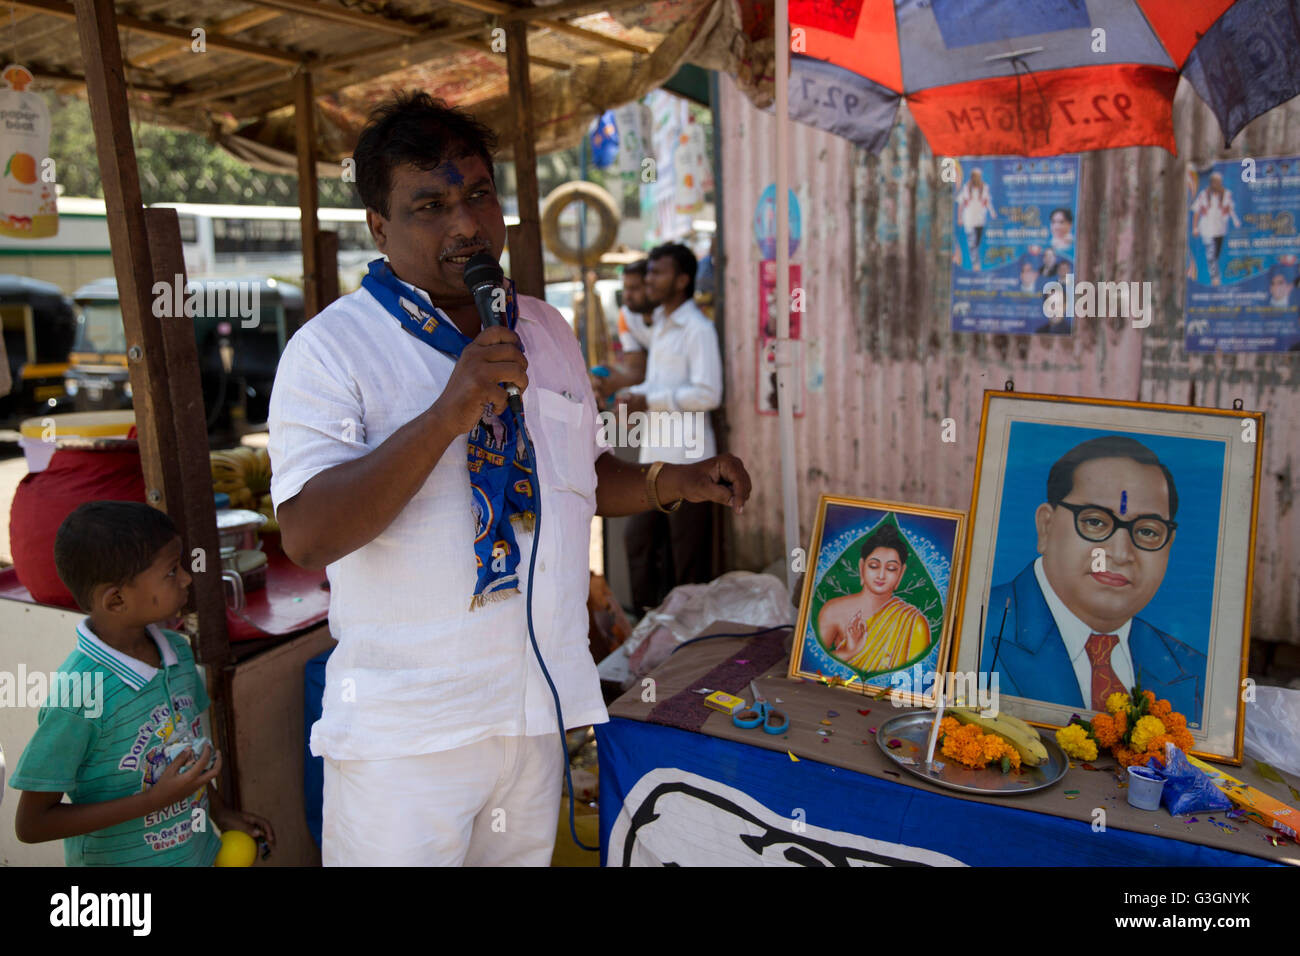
316, 230, 339, 311
145, 208, 239, 804
76, 0, 239, 800
73, 0, 181, 515
505, 21, 544, 299
143, 209, 231, 666
295, 70, 322, 319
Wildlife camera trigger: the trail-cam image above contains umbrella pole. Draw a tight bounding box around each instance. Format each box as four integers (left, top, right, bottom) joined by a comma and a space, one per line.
775, 0, 800, 594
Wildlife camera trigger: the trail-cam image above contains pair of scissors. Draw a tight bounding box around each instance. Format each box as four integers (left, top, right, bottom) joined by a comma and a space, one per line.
733, 680, 789, 735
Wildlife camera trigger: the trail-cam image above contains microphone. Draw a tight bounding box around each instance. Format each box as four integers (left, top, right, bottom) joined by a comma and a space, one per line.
463, 252, 524, 418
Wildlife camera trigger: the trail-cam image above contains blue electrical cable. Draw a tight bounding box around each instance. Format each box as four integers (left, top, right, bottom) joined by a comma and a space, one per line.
516, 421, 599, 853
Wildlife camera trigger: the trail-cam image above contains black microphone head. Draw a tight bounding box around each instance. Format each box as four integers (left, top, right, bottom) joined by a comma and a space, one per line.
463, 253, 503, 293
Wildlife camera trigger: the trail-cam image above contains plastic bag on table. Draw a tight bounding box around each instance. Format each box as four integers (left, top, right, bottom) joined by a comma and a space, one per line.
1244, 685, 1300, 778
623, 571, 794, 678
1153, 743, 1232, 816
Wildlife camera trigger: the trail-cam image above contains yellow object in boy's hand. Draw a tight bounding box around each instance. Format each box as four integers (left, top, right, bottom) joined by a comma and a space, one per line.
215, 829, 257, 867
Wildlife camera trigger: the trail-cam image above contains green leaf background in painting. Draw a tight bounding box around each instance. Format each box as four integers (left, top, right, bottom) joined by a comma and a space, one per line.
808, 512, 945, 680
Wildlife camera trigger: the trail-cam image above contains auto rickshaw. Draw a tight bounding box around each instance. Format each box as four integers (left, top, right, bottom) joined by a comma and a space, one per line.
65, 275, 302, 438
0, 274, 77, 427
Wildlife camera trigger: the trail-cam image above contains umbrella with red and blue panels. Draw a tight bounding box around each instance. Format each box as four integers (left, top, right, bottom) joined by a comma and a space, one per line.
788, 0, 1300, 156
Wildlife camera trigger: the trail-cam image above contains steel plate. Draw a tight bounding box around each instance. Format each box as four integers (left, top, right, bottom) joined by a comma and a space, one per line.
875, 711, 1069, 795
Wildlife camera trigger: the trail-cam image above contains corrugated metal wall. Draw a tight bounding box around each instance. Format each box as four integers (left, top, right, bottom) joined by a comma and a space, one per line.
718, 74, 1300, 644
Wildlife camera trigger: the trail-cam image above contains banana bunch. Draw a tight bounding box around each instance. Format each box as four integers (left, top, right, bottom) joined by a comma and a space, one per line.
210, 445, 278, 532
947, 707, 1049, 767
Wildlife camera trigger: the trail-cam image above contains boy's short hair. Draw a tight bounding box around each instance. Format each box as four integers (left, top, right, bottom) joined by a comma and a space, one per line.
54, 501, 179, 611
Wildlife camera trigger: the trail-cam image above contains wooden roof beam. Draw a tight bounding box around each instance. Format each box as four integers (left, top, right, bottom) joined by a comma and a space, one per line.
534, 18, 650, 54
169, 23, 488, 110
130, 8, 284, 69
453, 36, 570, 71
240, 0, 426, 37
31, 64, 174, 95
8, 0, 301, 65
506, 0, 653, 21
431, 0, 652, 55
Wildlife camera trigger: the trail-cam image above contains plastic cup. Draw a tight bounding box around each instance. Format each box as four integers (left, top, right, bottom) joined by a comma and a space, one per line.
1127, 765, 1166, 811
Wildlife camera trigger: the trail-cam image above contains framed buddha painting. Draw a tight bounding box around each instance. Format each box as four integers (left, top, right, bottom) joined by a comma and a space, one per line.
789, 495, 967, 705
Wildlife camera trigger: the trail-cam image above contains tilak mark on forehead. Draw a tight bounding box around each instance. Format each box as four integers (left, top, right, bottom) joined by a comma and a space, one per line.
436, 160, 465, 186
1120, 490, 1127, 516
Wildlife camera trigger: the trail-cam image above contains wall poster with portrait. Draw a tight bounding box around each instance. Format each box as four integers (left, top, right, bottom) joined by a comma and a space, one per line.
951, 392, 1263, 763
789, 496, 967, 704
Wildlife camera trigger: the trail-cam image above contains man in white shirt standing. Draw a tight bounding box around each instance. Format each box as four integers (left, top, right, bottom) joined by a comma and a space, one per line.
268, 93, 751, 867
615, 243, 723, 612
590, 259, 652, 402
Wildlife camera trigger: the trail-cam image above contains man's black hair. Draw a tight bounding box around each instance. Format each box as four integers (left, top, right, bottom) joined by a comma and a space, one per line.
648, 242, 697, 298
353, 91, 499, 219
623, 259, 648, 278
1047, 435, 1178, 519
54, 501, 179, 612
860, 523, 910, 568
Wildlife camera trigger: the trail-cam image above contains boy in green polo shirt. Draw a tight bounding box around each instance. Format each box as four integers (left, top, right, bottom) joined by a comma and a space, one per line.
12, 501, 274, 865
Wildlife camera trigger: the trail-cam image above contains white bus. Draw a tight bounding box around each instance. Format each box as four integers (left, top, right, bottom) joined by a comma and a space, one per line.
0, 197, 382, 292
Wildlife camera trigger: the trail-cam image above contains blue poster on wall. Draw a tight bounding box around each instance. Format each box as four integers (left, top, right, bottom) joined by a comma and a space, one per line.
1185, 157, 1300, 353
950, 156, 1080, 336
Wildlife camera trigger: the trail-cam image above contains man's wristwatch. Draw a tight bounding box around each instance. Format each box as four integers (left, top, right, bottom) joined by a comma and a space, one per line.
646, 460, 683, 514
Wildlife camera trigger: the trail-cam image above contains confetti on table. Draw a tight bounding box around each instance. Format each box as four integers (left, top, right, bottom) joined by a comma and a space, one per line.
1265, 834, 1283, 846
1065, 789, 1080, 794
775, 698, 784, 704
1182, 817, 1199, 824
910, 746, 919, 754
868, 728, 877, 735
857, 709, 871, 716
1065, 794, 1079, 800
1226, 809, 1246, 820
1209, 819, 1239, 834
882, 769, 901, 778
788, 751, 799, 762
1079, 763, 1097, 771
817, 729, 830, 736
820, 719, 832, 726
822, 738, 829, 744
887, 738, 903, 749
827, 710, 839, 718
734, 659, 749, 665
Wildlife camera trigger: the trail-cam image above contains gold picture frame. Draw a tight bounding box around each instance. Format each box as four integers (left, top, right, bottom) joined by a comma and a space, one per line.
950, 391, 1263, 764
789, 494, 968, 706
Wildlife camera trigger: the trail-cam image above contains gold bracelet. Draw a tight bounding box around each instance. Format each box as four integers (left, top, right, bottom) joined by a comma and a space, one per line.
646, 460, 683, 514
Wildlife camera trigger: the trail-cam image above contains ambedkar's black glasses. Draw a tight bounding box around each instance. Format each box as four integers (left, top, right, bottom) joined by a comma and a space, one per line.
1054, 502, 1177, 552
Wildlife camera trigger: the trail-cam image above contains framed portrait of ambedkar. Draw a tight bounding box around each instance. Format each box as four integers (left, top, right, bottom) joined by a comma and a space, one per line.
951, 392, 1263, 763
789, 495, 967, 704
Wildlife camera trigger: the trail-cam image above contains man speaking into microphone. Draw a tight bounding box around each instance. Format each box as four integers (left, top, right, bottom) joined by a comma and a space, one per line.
267, 92, 751, 866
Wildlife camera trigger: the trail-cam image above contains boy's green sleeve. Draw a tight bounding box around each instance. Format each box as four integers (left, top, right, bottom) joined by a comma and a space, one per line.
9, 708, 97, 792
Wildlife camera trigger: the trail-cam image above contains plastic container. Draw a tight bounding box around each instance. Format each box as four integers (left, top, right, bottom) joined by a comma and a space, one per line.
1127, 765, 1166, 811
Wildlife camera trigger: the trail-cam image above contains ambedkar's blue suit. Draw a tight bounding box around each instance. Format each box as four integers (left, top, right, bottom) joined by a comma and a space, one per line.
980, 561, 1205, 724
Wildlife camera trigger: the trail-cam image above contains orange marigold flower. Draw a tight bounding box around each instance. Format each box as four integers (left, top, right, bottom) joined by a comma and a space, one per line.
1164, 712, 1187, 731
1114, 710, 1128, 734
1142, 690, 1156, 708
1091, 713, 1119, 748
1151, 698, 1173, 719
1172, 729, 1195, 751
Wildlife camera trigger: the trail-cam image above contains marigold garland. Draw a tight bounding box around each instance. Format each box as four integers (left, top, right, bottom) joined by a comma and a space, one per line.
938, 716, 1022, 772
1063, 682, 1194, 768
1055, 723, 1098, 761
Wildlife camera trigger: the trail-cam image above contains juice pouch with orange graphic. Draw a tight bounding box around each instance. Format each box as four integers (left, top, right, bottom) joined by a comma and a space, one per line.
0, 64, 57, 239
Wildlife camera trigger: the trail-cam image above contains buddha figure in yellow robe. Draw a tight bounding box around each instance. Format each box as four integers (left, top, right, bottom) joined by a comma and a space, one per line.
818, 524, 931, 674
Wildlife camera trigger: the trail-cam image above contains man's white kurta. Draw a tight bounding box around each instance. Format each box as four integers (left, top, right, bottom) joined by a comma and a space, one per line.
268, 282, 608, 762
